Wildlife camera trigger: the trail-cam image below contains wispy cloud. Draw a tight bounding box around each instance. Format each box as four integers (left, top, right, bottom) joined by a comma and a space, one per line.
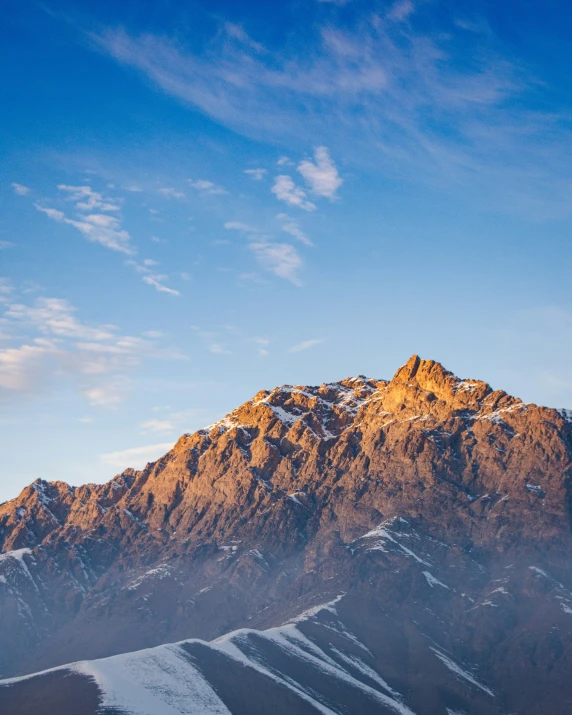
244, 168, 267, 180
272, 175, 316, 211
252, 337, 270, 357
223, 221, 257, 233
191, 327, 232, 355
83, 383, 126, 406
0, 294, 185, 403
12, 183, 30, 196
142, 274, 181, 296
34, 184, 132, 254
249, 241, 303, 285
90, 10, 572, 216
100, 442, 175, 469
158, 187, 186, 199
289, 338, 325, 353
126, 259, 180, 296
140, 419, 175, 433
277, 213, 313, 246
36, 204, 133, 254
188, 178, 227, 195
58, 184, 121, 212
387, 0, 415, 22
224, 221, 305, 284
6, 298, 114, 341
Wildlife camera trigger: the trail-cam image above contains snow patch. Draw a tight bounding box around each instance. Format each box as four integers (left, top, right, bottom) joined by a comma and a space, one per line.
430, 648, 494, 696
422, 571, 450, 590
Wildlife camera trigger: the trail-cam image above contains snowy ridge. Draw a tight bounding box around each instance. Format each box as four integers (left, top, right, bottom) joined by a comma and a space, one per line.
76, 645, 231, 715
200, 376, 381, 439
0, 598, 419, 715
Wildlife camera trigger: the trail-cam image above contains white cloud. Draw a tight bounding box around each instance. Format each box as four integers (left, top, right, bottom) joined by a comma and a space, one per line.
7, 297, 114, 340
272, 175, 316, 211
12, 183, 30, 196
57, 184, 121, 212
244, 168, 266, 180
224, 22, 266, 53
142, 274, 181, 296
188, 179, 227, 195
0, 295, 184, 404
125, 259, 181, 296
78, 416, 93, 423
388, 0, 415, 22
253, 338, 270, 357
31, 184, 133, 254
289, 338, 325, 353
83, 383, 125, 406
249, 241, 303, 285
223, 221, 257, 233
140, 419, 175, 433
208, 343, 232, 355
297, 147, 342, 198
100, 442, 175, 469
158, 187, 186, 199
277, 213, 313, 246
277, 157, 293, 166
224, 220, 307, 284
35, 203, 133, 255
191, 327, 232, 355
0, 341, 59, 393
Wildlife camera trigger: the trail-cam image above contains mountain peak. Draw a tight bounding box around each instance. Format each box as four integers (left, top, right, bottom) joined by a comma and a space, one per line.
390, 354, 491, 404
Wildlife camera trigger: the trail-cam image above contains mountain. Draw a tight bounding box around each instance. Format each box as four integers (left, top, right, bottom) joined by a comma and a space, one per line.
1, 355, 572, 714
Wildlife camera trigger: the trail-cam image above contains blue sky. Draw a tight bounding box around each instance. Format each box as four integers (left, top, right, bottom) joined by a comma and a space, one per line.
2, 0, 572, 502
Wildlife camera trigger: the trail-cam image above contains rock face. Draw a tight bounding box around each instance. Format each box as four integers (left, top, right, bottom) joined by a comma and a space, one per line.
1, 356, 572, 714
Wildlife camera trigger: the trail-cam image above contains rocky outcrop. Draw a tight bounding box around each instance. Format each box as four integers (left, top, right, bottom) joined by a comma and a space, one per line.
1, 356, 572, 714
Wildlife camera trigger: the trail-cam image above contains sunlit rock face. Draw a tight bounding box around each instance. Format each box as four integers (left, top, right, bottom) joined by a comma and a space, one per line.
1, 356, 572, 714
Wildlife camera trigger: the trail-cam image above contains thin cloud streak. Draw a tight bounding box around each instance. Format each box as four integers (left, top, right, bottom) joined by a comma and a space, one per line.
289, 338, 325, 353
100, 442, 175, 469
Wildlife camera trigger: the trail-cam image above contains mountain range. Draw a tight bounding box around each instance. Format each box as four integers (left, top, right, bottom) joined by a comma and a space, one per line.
1, 355, 572, 714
